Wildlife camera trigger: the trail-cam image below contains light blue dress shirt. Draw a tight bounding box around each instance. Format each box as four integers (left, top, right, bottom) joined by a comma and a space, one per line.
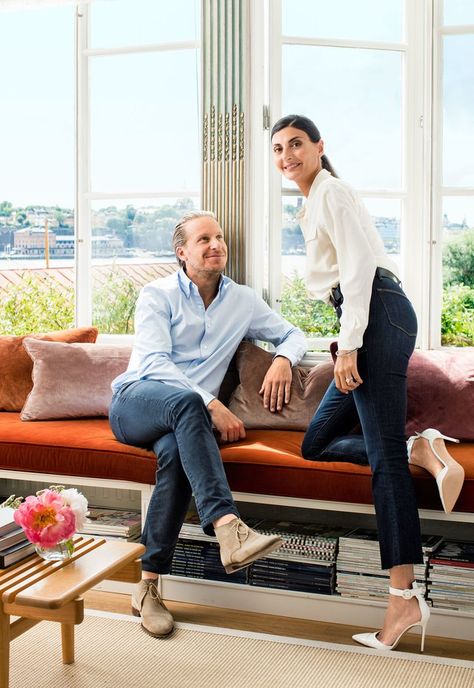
112, 269, 307, 406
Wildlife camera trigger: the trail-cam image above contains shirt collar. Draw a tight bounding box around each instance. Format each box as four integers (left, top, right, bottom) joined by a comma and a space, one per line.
178, 267, 230, 301
296, 168, 332, 220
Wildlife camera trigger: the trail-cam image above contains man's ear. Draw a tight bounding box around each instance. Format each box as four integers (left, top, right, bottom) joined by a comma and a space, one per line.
176, 246, 186, 262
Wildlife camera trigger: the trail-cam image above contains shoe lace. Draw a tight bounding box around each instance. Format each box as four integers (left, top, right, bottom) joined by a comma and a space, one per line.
230, 518, 249, 543
145, 580, 161, 601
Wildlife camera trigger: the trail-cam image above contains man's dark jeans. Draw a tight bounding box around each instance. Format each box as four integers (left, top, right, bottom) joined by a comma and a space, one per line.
302, 274, 423, 570
109, 382, 239, 574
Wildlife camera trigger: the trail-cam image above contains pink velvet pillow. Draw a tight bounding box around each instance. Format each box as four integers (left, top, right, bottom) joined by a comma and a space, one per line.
406, 349, 474, 441
0, 327, 98, 412
20, 339, 132, 421
228, 342, 334, 430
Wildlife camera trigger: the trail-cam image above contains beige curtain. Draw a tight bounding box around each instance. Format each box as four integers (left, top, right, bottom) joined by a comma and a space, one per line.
202, 0, 247, 283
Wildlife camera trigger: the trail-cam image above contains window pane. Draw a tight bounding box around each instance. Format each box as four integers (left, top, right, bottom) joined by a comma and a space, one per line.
282, 0, 403, 43
90, 50, 200, 194
0, 6, 75, 335
90, 197, 198, 334
443, 1, 474, 26
443, 35, 474, 187
91, 0, 200, 48
280, 196, 339, 337
362, 198, 401, 269
280, 196, 402, 335
441, 198, 474, 346
283, 45, 402, 189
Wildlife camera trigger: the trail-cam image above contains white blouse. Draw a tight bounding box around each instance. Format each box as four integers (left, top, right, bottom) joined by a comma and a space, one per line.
297, 169, 399, 351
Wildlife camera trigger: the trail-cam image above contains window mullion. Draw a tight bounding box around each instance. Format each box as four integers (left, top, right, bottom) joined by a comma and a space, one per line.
75, 2, 92, 327
429, 0, 444, 348
268, 0, 282, 310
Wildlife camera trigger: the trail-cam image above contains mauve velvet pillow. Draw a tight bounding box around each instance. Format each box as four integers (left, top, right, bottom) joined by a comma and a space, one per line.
406, 349, 474, 441
228, 342, 334, 430
0, 327, 98, 412
20, 339, 132, 421
331, 341, 474, 440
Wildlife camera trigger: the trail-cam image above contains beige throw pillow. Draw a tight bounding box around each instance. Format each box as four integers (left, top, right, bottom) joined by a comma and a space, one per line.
20, 339, 132, 421
228, 342, 334, 430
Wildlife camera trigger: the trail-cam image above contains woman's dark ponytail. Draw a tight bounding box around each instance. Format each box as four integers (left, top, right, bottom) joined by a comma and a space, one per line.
271, 114, 338, 178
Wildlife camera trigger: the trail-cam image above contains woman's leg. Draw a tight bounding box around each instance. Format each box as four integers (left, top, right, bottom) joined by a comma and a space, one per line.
352, 277, 424, 644
301, 380, 368, 465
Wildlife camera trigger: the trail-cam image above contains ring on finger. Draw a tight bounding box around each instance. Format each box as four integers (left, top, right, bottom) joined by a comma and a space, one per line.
345, 377, 355, 385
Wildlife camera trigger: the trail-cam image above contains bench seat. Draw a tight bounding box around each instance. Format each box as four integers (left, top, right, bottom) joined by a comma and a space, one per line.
1, 413, 473, 513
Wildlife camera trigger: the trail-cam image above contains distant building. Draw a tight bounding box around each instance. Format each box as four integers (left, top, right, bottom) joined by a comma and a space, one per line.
91, 235, 124, 257
13, 227, 57, 255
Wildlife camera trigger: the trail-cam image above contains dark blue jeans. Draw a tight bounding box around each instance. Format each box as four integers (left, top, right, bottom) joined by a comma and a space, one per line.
109, 381, 239, 574
302, 274, 423, 570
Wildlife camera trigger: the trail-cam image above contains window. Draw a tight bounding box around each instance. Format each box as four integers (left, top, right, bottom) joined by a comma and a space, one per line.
437, 4, 474, 346
81, 0, 201, 333
0, 4, 75, 335
0, 0, 201, 336
266, 0, 473, 349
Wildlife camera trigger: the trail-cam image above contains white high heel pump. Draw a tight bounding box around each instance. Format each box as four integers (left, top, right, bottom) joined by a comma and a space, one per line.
407, 428, 464, 513
352, 581, 430, 652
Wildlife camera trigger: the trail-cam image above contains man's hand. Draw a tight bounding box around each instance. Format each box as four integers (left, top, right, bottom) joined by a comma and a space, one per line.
259, 355, 292, 412
207, 399, 246, 443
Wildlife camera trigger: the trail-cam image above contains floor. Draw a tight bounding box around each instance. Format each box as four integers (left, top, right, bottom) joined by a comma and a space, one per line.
83, 590, 474, 661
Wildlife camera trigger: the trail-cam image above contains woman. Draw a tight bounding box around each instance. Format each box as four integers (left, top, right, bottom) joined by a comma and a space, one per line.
271, 114, 465, 651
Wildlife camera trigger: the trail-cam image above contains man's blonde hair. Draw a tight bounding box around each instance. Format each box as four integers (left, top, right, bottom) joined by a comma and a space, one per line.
173, 210, 217, 268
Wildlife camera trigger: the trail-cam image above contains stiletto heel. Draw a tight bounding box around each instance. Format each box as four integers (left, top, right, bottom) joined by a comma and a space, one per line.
352, 581, 430, 652
407, 428, 464, 513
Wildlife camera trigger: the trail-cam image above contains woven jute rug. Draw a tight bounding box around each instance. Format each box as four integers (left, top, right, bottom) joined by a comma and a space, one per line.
9, 611, 474, 688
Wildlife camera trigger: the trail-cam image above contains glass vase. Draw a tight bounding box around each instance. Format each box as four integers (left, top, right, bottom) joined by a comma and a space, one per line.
35, 538, 74, 561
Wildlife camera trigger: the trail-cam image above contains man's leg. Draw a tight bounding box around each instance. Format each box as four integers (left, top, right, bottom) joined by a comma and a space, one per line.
110, 380, 238, 533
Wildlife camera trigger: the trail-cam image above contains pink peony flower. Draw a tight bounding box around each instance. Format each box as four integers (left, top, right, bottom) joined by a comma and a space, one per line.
14, 489, 76, 547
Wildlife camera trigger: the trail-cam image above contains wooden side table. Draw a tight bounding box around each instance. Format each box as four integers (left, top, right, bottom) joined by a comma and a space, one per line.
0, 535, 145, 688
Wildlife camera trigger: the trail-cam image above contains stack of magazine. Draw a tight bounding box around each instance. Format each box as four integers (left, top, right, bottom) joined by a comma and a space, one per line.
427, 540, 474, 612
172, 510, 349, 594
79, 507, 141, 541
171, 510, 257, 585
0, 506, 35, 568
336, 528, 443, 601
248, 520, 350, 594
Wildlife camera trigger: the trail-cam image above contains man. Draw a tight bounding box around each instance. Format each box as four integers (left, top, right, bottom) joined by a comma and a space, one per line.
109, 210, 307, 637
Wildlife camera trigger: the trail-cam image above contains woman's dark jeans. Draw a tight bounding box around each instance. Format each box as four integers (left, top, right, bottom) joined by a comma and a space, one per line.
109, 382, 239, 574
302, 274, 423, 570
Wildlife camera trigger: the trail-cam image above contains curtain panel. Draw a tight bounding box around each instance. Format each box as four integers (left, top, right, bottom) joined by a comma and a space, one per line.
202, 0, 247, 283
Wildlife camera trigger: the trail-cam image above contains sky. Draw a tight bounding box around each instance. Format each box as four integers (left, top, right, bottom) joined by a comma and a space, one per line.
0, 0, 473, 224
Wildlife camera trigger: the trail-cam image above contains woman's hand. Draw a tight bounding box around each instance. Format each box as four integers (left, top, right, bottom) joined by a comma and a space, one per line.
334, 350, 363, 394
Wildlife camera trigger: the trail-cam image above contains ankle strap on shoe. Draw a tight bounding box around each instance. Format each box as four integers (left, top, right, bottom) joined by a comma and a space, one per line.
389, 583, 422, 600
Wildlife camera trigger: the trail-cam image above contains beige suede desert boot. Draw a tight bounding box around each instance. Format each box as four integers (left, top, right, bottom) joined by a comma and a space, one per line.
131, 579, 174, 637
215, 518, 283, 574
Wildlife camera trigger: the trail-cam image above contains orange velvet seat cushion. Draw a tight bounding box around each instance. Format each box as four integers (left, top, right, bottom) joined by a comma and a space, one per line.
0, 413, 473, 513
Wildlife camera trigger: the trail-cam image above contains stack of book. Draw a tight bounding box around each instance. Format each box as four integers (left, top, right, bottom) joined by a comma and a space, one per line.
79, 507, 141, 541
248, 520, 350, 594
427, 540, 474, 612
0, 507, 35, 568
336, 528, 443, 601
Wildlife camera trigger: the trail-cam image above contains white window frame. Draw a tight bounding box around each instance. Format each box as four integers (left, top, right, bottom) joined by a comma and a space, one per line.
75, 2, 201, 327
431, 1, 474, 348
252, 0, 459, 352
